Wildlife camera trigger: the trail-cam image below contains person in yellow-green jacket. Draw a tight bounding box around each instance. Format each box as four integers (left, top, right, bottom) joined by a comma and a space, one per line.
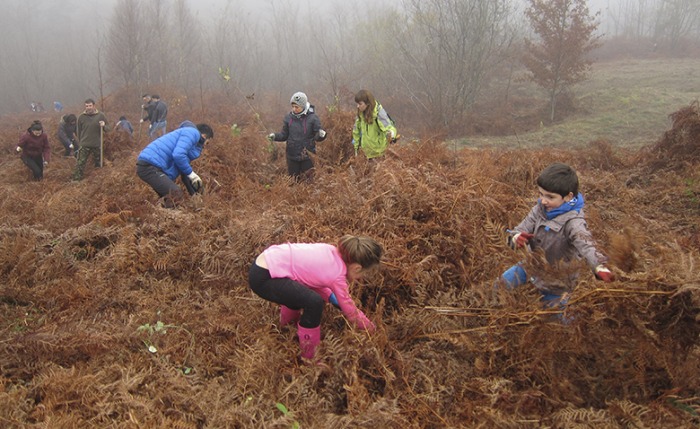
351, 89, 398, 159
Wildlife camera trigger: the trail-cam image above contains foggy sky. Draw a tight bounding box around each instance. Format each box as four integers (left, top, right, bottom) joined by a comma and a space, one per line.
0, 0, 692, 116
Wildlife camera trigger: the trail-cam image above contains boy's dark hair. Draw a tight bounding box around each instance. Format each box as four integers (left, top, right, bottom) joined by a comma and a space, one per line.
197, 123, 213, 139
64, 114, 77, 124
84, 98, 96, 105
537, 163, 579, 197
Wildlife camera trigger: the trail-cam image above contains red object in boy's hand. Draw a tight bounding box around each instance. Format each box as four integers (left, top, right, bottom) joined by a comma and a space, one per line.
514, 232, 534, 248
595, 265, 615, 282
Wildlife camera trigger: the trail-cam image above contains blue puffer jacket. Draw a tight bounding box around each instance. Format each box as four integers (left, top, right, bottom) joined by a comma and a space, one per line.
137, 124, 203, 179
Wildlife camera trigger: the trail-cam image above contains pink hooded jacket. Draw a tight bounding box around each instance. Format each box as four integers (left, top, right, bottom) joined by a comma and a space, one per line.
263, 243, 375, 330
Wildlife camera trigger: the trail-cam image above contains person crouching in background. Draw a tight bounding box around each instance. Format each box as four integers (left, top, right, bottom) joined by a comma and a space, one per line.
57, 114, 78, 157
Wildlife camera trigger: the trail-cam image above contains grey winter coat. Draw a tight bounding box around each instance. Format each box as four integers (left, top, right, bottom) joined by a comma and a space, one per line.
514, 201, 608, 294
271, 105, 325, 162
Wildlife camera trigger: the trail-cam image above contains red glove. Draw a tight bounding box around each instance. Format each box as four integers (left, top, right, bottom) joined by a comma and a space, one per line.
595, 265, 615, 282
511, 232, 534, 248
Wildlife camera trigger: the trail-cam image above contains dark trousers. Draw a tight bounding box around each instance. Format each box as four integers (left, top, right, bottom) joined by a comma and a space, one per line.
59, 139, 72, 156
22, 155, 44, 180
248, 262, 324, 328
286, 157, 314, 181
136, 162, 184, 208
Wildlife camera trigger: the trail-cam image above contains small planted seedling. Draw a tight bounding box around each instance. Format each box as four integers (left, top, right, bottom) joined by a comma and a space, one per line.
276, 402, 300, 429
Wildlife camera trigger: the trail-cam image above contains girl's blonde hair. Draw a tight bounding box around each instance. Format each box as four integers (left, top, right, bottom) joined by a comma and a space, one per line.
354, 89, 377, 124
338, 235, 383, 269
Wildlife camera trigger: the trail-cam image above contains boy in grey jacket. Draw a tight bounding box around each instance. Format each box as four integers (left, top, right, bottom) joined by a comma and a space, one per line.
500, 162, 614, 309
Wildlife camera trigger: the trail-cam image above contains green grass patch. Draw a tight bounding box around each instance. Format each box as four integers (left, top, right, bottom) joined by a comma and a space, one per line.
460, 57, 700, 149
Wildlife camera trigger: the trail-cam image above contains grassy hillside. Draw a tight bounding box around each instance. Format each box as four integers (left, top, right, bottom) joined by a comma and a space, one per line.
460, 57, 700, 149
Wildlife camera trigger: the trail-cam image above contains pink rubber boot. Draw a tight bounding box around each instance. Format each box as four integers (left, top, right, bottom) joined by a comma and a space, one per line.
279, 306, 301, 327
297, 324, 321, 359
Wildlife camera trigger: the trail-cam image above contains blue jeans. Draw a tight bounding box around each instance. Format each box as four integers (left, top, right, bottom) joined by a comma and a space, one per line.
499, 264, 572, 321
501, 264, 528, 289
149, 120, 167, 138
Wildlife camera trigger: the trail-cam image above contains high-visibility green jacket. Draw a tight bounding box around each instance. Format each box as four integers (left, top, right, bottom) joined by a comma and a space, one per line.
351, 102, 397, 159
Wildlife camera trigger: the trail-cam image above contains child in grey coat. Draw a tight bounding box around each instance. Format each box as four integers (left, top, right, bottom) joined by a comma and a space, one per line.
500, 163, 614, 309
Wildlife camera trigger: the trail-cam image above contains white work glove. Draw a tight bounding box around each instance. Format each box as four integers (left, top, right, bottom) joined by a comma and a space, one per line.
16, 146, 22, 153
69, 143, 74, 149
139, 119, 145, 123
318, 129, 326, 138
267, 133, 275, 142
43, 161, 48, 166
187, 171, 202, 188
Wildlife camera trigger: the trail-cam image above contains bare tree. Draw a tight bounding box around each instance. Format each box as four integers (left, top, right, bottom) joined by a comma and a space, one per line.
150, 0, 171, 85
267, 0, 305, 98
389, 0, 516, 126
310, 4, 360, 102
603, 0, 655, 38
208, 2, 266, 99
523, 0, 601, 122
653, 0, 700, 51
171, 0, 202, 90
106, 0, 149, 89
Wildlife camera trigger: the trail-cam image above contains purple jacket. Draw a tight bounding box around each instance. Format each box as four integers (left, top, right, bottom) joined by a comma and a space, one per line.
18, 131, 51, 162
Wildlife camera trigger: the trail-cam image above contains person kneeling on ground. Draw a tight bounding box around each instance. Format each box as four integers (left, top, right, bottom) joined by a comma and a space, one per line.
136, 121, 213, 208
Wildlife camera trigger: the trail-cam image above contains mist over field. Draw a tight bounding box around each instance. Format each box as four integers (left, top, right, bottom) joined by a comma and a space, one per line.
3, 0, 699, 135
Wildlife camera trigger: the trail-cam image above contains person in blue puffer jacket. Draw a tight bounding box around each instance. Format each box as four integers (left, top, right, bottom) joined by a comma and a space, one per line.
136, 121, 213, 208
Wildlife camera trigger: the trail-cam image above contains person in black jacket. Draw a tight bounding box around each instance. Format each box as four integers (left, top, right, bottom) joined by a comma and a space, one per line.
140, 94, 155, 135
56, 114, 78, 157
148, 95, 168, 139
267, 92, 327, 182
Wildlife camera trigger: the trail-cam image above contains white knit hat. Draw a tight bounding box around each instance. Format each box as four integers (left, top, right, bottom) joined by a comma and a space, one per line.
290, 92, 308, 107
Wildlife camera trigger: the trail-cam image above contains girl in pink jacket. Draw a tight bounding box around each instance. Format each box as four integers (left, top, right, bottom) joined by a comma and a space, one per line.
249, 235, 382, 360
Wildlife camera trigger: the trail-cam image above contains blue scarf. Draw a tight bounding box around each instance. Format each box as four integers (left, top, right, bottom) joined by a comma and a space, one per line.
543, 192, 584, 220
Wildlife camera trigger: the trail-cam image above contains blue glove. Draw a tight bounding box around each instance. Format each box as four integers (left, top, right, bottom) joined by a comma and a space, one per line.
329, 293, 340, 308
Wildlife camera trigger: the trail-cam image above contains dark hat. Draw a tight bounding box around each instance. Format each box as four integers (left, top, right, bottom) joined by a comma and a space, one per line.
29, 120, 43, 131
